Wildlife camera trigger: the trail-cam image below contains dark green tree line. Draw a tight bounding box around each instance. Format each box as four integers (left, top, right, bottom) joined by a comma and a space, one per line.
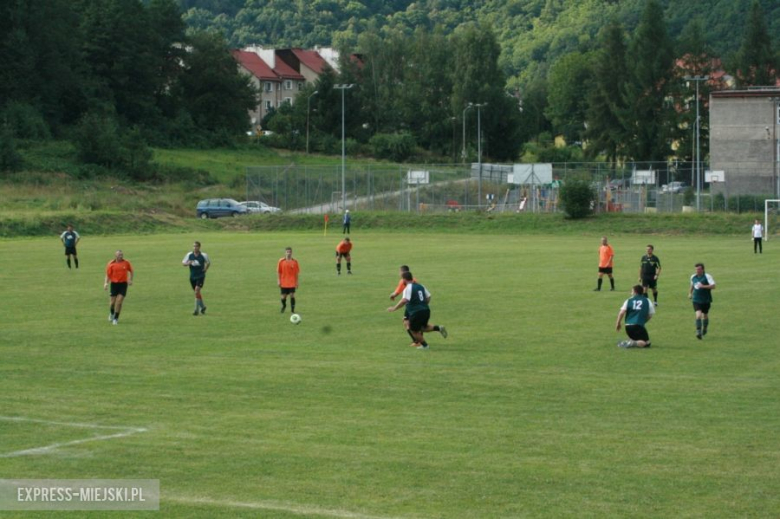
2, 0, 256, 148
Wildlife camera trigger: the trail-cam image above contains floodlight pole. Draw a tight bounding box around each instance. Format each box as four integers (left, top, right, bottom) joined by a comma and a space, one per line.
684, 75, 708, 212
475, 103, 487, 208
334, 84, 354, 211
461, 103, 473, 163
306, 90, 318, 155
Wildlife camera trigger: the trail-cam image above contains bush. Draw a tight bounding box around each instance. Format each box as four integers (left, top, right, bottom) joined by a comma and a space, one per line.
369, 132, 416, 162
559, 177, 596, 219
712, 192, 726, 211
0, 134, 23, 173
683, 187, 695, 206
0, 102, 51, 140
0, 127, 24, 173
122, 128, 154, 181
727, 195, 769, 213
317, 134, 340, 155
72, 112, 124, 168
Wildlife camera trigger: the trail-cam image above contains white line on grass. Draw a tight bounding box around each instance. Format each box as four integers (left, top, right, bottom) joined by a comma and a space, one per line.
167, 495, 409, 519
0, 416, 148, 458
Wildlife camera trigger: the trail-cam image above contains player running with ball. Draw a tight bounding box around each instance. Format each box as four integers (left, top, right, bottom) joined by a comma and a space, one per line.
182, 241, 210, 315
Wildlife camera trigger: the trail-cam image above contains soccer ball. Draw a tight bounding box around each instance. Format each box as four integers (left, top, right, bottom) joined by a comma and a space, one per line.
290, 313, 301, 325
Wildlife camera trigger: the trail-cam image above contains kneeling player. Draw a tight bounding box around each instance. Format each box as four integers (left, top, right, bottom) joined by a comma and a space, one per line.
615, 284, 655, 348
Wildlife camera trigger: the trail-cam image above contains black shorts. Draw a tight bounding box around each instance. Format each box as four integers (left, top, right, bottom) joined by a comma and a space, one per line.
625, 324, 649, 342
599, 267, 613, 275
190, 277, 205, 290
641, 277, 657, 289
64, 246, 77, 256
693, 302, 711, 314
336, 252, 350, 259
280, 287, 296, 295
408, 309, 430, 332
110, 282, 128, 297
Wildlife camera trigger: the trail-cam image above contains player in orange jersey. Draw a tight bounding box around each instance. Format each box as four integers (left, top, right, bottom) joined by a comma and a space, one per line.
594, 236, 615, 291
335, 237, 352, 275
277, 247, 300, 313
104, 250, 134, 325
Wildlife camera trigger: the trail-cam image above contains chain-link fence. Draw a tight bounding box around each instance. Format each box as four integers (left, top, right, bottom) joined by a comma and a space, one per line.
245, 161, 775, 214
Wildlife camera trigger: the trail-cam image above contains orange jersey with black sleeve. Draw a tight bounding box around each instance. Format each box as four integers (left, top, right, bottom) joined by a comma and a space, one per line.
277, 258, 300, 288
598, 245, 614, 268
392, 277, 418, 297
106, 259, 133, 282
336, 241, 353, 254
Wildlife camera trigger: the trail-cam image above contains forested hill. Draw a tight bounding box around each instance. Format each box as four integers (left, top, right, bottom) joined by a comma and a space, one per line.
180, 0, 780, 89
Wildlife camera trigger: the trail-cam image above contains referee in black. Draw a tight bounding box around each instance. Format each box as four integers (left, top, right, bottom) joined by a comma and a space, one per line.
639, 244, 661, 306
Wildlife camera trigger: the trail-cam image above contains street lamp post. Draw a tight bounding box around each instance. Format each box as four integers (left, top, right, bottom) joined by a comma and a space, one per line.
334, 84, 354, 211
771, 97, 780, 199
306, 90, 318, 155
474, 103, 487, 208
684, 75, 708, 212
461, 103, 473, 163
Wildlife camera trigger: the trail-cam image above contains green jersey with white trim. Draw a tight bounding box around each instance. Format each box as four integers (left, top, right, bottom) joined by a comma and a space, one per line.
690, 273, 715, 303
402, 282, 431, 314
621, 294, 654, 326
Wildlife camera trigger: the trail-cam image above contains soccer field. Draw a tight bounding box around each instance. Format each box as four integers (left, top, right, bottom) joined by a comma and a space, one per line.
1, 231, 779, 518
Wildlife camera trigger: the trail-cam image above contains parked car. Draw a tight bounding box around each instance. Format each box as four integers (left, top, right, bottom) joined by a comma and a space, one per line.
196, 198, 248, 219
239, 201, 282, 214
662, 181, 688, 193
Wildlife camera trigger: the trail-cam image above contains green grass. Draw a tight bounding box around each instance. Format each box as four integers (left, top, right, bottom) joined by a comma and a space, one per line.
1, 231, 779, 517
153, 146, 402, 184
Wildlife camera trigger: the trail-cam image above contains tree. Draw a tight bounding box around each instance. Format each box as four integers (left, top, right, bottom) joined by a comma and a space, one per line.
622, 0, 676, 162
401, 27, 455, 155
451, 24, 522, 161
147, 0, 188, 119
546, 51, 594, 143
585, 20, 629, 164
78, 0, 160, 124
673, 18, 716, 167
177, 31, 258, 138
0, 0, 86, 128
734, 0, 777, 87
516, 79, 551, 150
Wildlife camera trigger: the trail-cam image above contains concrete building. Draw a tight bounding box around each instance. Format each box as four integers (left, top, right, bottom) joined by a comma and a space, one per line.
231, 49, 280, 127
709, 88, 780, 196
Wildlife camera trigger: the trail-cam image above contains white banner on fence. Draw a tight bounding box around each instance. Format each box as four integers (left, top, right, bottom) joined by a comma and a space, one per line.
407, 170, 429, 185
633, 169, 656, 185
510, 164, 553, 185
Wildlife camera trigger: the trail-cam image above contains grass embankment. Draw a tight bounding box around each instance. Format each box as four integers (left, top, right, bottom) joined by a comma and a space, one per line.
2, 140, 764, 238
0, 207, 763, 238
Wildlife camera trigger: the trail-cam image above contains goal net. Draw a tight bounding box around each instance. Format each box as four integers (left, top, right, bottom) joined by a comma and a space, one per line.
765, 200, 780, 240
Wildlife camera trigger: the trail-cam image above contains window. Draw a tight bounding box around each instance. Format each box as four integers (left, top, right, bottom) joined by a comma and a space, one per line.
264, 82, 273, 92
264, 100, 272, 110
297, 82, 304, 91
284, 80, 292, 90
776, 104, 780, 125
283, 97, 292, 105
